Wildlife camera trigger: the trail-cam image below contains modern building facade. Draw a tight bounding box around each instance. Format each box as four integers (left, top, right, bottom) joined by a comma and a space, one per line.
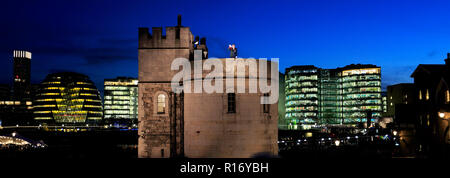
138, 16, 278, 158
103, 77, 138, 126
13, 50, 32, 99
278, 72, 287, 130
285, 66, 319, 130
0, 83, 32, 126
284, 64, 382, 130
33, 72, 103, 126
340, 64, 382, 125
318, 68, 342, 126
0, 51, 35, 126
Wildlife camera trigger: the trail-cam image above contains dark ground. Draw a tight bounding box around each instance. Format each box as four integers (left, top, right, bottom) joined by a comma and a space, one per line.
0, 128, 446, 159
0, 128, 138, 158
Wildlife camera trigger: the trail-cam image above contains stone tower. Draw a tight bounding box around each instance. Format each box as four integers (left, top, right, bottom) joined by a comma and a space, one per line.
138, 15, 192, 158
138, 16, 278, 158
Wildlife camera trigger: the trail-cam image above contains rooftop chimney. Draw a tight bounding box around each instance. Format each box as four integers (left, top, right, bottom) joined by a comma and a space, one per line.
446, 53, 450, 66
177, 15, 182, 26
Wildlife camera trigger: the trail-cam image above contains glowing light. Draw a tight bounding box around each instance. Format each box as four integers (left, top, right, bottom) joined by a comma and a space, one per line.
439, 112, 445, 119
335, 140, 340, 146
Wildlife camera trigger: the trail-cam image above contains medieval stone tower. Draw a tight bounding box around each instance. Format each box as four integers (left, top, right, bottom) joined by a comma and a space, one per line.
138, 15, 191, 158
138, 16, 278, 158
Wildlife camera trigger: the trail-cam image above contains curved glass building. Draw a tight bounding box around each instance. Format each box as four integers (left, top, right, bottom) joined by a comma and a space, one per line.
33, 72, 103, 125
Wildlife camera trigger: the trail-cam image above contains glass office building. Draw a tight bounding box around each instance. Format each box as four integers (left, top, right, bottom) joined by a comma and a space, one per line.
285, 66, 319, 130
284, 64, 382, 129
33, 72, 103, 125
340, 65, 382, 124
103, 77, 138, 126
318, 69, 342, 125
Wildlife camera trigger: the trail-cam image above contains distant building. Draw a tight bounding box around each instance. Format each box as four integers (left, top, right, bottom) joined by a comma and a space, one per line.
340, 64, 382, 126
391, 53, 450, 157
103, 77, 138, 126
284, 64, 382, 130
0, 51, 35, 126
13, 50, 32, 99
386, 83, 416, 155
33, 72, 103, 126
285, 66, 319, 130
386, 83, 415, 117
381, 92, 387, 113
0, 84, 11, 126
278, 72, 286, 130
0, 84, 10, 100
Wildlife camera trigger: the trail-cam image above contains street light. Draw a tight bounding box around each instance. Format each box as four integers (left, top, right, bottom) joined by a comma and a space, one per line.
439, 112, 445, 119
393, 130, 398, 136
335, 140, 340, 146
438, 111, 450, 144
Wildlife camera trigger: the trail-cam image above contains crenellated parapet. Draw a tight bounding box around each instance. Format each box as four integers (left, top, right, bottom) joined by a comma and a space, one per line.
138, 26, 194, 49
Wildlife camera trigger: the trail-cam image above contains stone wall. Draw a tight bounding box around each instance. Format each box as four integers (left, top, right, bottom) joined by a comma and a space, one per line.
138, 83, 184, 158
184, 92, 278, 158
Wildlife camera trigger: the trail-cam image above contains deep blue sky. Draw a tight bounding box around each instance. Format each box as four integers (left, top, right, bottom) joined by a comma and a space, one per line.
2, 0, 450, 92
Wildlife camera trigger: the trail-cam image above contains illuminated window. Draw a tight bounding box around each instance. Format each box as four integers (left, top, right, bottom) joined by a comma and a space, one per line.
157, 94, 166, 114
419, 90, 422, 100
426, 89, 429, 100
446, 90, 450, 103
228, 93, 236, 113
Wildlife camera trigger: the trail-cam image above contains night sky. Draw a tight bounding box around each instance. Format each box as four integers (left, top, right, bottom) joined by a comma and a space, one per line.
2, 0, 450, 93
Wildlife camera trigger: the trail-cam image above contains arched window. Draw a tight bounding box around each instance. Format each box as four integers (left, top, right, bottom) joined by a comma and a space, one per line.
157, 94, 166, 114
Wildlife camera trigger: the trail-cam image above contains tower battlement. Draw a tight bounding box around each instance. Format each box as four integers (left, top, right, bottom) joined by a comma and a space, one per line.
138, 26, 194, 49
